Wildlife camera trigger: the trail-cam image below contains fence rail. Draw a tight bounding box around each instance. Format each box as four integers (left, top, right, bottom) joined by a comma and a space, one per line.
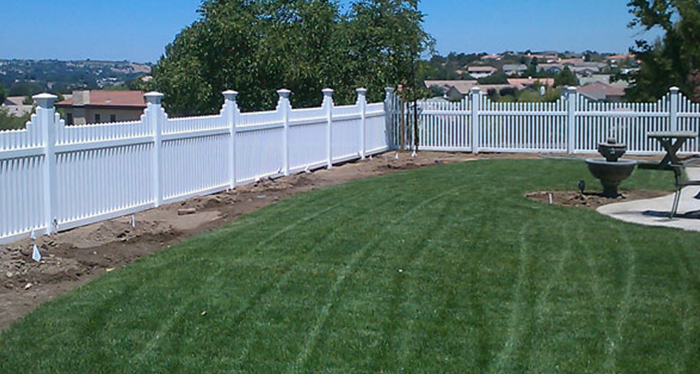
5, 85, 699, 244
393, 87, 700, 155
0, 88, 392, 244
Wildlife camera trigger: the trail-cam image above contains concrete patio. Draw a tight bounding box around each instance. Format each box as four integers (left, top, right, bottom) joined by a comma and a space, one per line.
598, 166, 700, 232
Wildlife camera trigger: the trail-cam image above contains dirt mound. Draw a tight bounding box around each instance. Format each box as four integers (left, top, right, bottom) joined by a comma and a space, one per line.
526, 190, 669, 210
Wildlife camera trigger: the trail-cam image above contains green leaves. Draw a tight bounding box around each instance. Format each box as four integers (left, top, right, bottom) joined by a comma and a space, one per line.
554, 66, 580, 88
152, 0, 431, 115
627, 0, 700, 102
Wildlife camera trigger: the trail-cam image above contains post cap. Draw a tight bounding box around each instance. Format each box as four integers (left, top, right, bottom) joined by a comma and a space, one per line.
222, 90, 239, 101
277, 89, 292, 99
144, 92, 164, 105
356, 88, 368, 95
385, 87, 395, 94
322, 88, 334, 96
670, 86, 680, 93
470, 87, 481, 94
32, 93, 58, 108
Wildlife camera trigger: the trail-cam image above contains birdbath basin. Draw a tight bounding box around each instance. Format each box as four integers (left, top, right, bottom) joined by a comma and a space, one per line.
585, 138, 637, 197
598, 137, 627, 162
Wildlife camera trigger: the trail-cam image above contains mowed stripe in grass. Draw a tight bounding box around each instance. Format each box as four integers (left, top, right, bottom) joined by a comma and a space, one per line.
1, 159, 700, 373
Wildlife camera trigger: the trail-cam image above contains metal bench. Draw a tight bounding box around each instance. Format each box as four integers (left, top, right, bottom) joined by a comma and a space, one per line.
670, 164, 700, 217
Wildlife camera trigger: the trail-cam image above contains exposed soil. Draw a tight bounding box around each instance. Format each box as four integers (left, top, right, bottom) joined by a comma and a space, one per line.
1, 151, 552, 331
526, 189, 669, 210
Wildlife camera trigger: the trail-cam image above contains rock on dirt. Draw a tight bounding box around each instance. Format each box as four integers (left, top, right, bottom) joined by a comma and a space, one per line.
178, 208, 197, 216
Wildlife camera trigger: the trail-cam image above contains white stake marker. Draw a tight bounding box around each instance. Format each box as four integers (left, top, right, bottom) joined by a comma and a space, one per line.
32, 244, 41, 262
131, 215, 136, 228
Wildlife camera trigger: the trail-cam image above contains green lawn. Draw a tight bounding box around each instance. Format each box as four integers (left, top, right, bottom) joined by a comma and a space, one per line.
2, 159, 699, 373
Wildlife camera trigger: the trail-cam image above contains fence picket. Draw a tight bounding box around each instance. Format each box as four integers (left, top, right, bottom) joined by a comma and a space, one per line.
404, 87, 698, 155
0, 88, 392, 244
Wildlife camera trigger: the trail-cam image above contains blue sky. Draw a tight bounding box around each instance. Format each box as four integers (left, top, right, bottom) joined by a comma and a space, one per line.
0, 0, 660, 63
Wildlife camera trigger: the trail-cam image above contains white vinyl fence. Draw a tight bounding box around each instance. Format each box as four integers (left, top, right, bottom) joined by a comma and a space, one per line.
394, 87, 700, 155
0, 88, 392, 244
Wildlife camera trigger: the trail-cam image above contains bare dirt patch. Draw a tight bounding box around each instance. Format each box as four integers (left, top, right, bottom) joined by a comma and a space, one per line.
526, 190, 669, 210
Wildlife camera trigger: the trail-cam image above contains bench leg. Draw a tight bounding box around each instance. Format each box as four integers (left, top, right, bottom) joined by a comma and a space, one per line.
671, 187, 683, 218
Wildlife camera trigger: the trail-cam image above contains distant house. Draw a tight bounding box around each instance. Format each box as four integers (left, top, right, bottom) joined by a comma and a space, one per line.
503, 64, 528, 76
467, 66, 498, 79
579, 74, 612, 86
480, 54, 503, 61
578, 82, 626, 102
537, 63, 563, 74
1, 96, 33, 117
424, 79, 554, 100
506, 78, 555, 90
445, 86, 467, 101
527, 53, 558, 63
559, 58, 585, 66
55, 90, 146, 125
425, 96, 449, 104
425, 80, 479, 101
605, 53, 636, 64
569, 66, 601, 76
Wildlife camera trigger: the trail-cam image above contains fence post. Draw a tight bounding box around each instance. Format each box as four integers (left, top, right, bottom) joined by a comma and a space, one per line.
384, 87, 395, 150
470, 87, 480, 154
278, 89, 292, 176
223, 90, 239, 189
357, 88, 368, 159
145, 92, 164, 207
565, 87, 577, 154
322, 88, 334, 169
34, 93, 58, 234
670, 86, 679, 132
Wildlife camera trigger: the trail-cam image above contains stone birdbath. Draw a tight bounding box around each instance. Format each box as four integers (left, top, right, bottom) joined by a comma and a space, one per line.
585, 138, 637, 197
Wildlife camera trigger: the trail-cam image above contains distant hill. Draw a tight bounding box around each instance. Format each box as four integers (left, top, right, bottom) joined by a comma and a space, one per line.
0, 59, 152, 96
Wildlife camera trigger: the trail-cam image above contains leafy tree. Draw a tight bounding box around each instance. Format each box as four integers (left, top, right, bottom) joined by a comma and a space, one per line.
499, 87, 517, 97
626, 0, 700, 101
486, 88, 500, 100
554, 66, 580, 87
153, 0, 432, 115
103, 84, 130, 91
126, 76, 155, 92
341, 0, 433, 105
8, 81, 44, 97
0, 110, 31, 131
0, 83, 6, 104
153, 0, 342, 114
428, 85, 446, 97
477, 72, 509, 85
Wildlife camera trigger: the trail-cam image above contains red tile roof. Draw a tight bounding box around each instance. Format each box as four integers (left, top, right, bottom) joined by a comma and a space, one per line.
578, 82, 626, 100
507, 78, 555, 90
606, 53, 636, 61
56, 91, 146, 108
467, 66, 498, 73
